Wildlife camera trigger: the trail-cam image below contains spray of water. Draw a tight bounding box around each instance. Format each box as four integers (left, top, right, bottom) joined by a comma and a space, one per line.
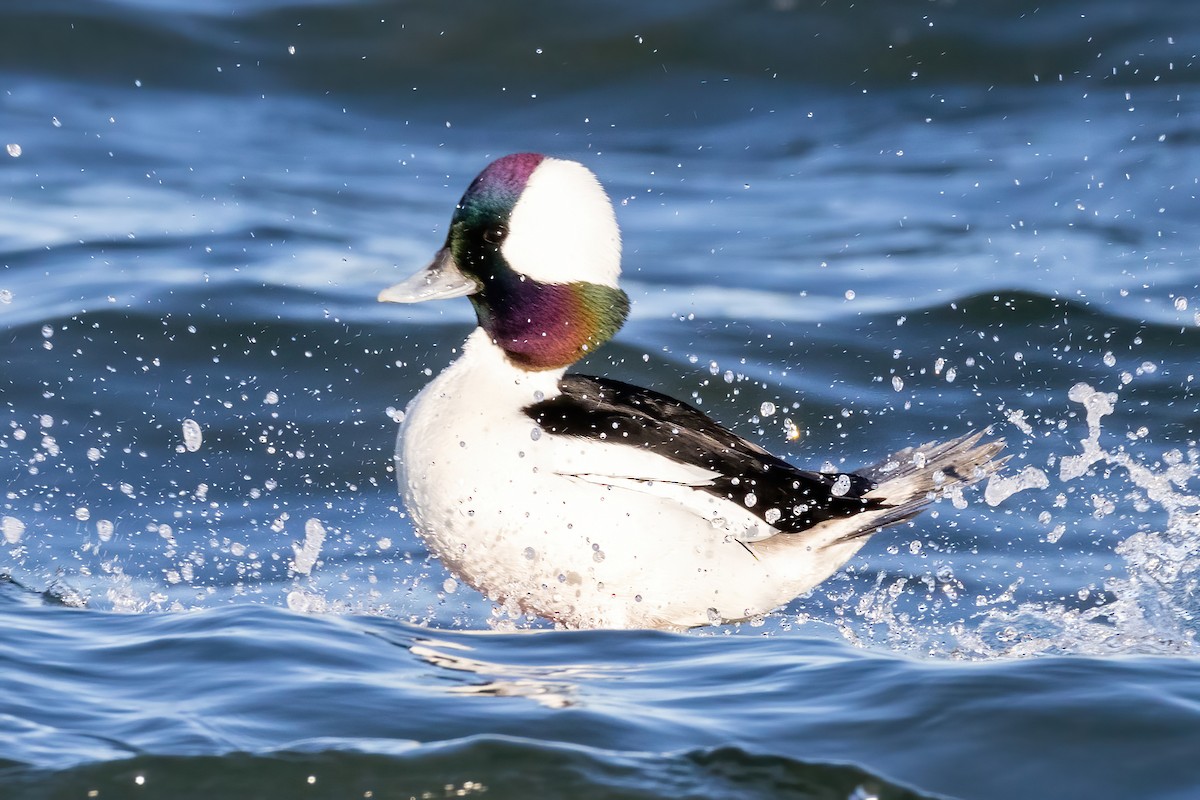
4, 357, 1198, 654
835, 380, 1200, 658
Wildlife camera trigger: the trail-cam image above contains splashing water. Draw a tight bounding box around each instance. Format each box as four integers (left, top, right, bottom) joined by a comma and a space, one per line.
2, 516, 26, 544
840, 381, 1200, 658
4, 354, 1198, 654
181, 419, 203, 453
290, 518, 326, 576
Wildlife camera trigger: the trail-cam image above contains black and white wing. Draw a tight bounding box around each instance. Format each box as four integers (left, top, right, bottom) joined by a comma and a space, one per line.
524, 374, 885, 534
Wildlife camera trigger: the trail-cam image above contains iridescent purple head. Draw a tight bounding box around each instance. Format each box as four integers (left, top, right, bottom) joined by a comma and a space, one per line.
381, 154, 629, 371
453, 153, 545, 234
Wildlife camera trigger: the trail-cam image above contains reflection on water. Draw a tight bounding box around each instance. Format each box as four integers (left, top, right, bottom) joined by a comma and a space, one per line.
410, 637, 583, 709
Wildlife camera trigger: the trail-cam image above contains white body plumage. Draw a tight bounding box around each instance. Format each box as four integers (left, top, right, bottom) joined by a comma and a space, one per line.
399, 330, 890, 629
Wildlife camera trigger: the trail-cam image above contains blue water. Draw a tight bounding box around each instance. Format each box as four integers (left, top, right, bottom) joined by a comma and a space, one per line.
3, 1, 1200, 797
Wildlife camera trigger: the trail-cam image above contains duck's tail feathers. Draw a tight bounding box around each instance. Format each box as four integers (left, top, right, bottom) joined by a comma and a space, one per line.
838, 429, 1007, 542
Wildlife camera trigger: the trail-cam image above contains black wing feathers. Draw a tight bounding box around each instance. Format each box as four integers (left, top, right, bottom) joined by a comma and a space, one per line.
525, 374, 885, 532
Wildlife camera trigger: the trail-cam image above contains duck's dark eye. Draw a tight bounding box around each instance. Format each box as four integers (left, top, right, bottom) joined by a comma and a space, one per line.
482, 225, 507, 246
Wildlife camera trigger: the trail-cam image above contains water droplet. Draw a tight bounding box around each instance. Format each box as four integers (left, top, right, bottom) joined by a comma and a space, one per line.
706, 607, 722, 624
764, 508, 782, 525
831, 475, 851, 497
0, 289, 12, 304
523, 546, 537, 560
891, 376, 904, 392
5, 143, 21, 158
945, 367, 957, 383
1175, 296, 1189, 311
442, 577, 458, 594
1, 516, 26, 543
291, 518, 326, 575
760, 401, 776, 417
96, 519, 114, 542
530, 426, 543, 441
287, 45, 297, 55
264, 391, 280, 405
844, 289, 856, 300
74, 507, 90, 521
181, 419, 203, 452
744, 492, 757, 508
1103, 351, 1117, 367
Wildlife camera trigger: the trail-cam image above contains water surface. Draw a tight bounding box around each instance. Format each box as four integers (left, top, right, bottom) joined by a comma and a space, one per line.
3, 1, 1200, 797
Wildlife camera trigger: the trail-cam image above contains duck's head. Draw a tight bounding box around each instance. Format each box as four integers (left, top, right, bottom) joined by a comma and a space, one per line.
380, 153, 630, 371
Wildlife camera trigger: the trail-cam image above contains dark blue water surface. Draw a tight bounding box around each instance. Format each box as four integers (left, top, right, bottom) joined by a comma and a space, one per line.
3, 1, 1200, 797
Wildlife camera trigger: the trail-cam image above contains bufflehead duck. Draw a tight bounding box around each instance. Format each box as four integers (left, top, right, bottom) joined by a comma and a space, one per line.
380, 153, 1004, 629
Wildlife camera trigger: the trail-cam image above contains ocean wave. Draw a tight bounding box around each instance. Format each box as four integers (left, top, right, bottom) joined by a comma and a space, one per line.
0, 738, 941, 800
1, 0, 1192, 101
3, 599, 1200, 798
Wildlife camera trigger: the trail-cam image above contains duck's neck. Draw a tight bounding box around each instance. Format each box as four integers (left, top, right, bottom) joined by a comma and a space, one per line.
470, 277, 629, 371
454, 328, 568, 396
